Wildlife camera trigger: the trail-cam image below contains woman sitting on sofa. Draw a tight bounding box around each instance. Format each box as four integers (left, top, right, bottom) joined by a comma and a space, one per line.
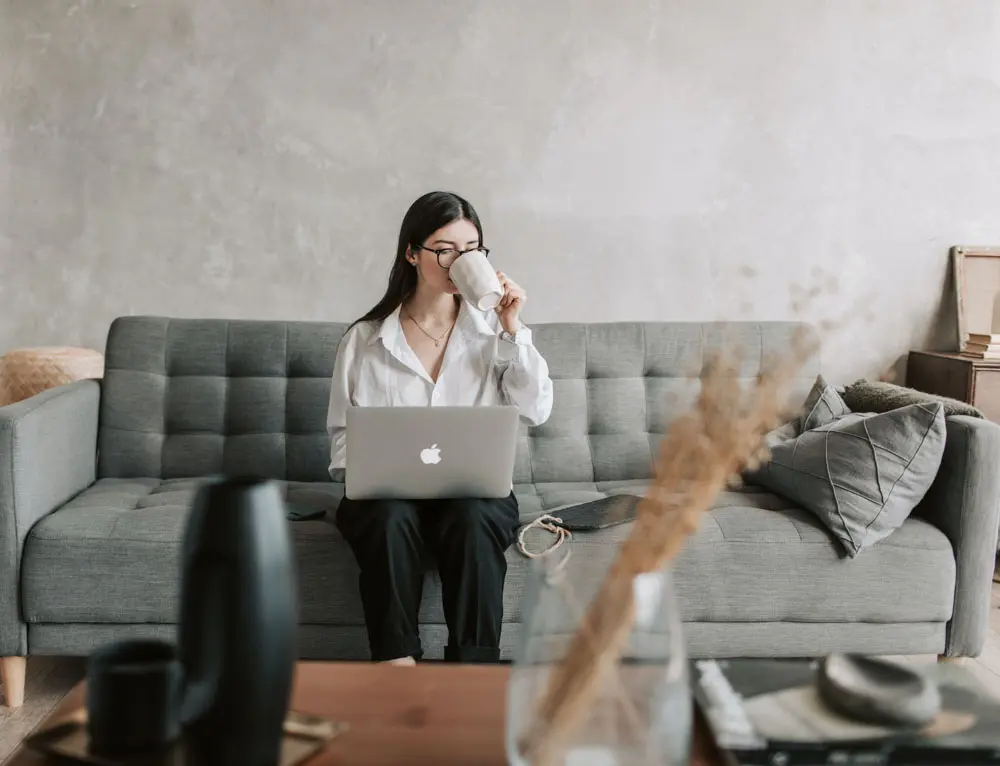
326, 190, 554, 665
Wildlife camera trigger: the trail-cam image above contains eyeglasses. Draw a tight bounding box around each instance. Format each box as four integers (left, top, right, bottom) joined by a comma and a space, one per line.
412, 244, 490, 269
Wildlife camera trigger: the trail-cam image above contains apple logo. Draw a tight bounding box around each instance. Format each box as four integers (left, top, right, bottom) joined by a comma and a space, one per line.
420, 444, 442, 465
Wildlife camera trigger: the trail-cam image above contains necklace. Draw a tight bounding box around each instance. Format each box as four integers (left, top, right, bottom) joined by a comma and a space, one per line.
404, 308, 456, 348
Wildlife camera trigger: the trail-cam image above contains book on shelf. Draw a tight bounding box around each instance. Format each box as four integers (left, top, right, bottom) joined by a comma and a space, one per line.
968, 333, 1000, 344
962, 349, 1000, 360
962, 339, 1000, 358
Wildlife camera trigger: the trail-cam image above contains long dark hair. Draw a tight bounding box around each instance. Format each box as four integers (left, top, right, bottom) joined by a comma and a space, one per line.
349, 191, 484, 330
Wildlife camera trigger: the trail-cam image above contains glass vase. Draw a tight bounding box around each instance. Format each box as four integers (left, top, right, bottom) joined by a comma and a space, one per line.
505, 551, 691, 766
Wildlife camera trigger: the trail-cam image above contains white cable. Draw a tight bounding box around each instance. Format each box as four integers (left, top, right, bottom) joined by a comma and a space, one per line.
517, 513, 572, 560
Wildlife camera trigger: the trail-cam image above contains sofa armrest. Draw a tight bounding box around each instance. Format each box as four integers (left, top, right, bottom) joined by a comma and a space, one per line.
0, 380, 100, 655
914, 415, 1000, 658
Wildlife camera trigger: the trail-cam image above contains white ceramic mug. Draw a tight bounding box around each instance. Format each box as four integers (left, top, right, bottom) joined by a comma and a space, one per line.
449, 250, 503, 311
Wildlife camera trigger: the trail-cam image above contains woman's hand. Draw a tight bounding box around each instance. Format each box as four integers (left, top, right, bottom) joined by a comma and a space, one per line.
495, 271, 526, 336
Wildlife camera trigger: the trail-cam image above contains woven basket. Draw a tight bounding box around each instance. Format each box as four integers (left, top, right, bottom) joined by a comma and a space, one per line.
0, 347, 104, 407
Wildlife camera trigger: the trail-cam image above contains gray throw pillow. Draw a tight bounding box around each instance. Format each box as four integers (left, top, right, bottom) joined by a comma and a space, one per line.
757, 374, 849, 453
747, 376, 947, 558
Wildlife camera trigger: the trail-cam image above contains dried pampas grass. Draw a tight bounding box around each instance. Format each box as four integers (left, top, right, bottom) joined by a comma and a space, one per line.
515, 329, 818, 766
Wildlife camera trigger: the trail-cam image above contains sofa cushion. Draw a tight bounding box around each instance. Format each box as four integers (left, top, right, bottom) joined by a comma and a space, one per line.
747, 376, 948, 558
21, 479, 955, 629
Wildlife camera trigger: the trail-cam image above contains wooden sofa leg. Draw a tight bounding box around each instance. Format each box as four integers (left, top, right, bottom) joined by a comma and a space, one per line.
1, 657, 26, 707
937, 655, 967, 665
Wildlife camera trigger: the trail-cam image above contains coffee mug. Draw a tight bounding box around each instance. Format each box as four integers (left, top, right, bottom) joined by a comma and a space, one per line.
86, 638, 183, 754
449, 250, 504, 311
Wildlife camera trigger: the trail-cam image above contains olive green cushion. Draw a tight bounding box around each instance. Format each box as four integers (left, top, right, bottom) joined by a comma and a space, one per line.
841, 379, 984, 419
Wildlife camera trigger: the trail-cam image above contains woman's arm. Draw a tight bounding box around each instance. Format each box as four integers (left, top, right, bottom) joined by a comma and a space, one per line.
326, 326, 361, 481
496, 326, 553, 427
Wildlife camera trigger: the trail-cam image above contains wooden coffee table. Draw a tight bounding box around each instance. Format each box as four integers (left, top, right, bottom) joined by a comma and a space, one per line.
9, 662, 721, 765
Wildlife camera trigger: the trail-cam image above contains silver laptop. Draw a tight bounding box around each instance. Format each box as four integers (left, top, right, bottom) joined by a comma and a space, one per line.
344, 406, 520, 500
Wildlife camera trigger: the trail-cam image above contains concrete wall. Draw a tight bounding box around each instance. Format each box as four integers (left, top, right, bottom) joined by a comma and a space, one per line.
3, 0, 999, 382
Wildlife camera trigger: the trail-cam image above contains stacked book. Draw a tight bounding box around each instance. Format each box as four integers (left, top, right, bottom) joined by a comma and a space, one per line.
962, 333, 1000, 360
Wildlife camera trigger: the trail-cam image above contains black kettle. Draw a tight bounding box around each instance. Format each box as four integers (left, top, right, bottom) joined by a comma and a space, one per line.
178, 477, 299, 765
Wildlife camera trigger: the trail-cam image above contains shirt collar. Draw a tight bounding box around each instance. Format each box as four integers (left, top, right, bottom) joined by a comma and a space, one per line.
369, 304, 403, 348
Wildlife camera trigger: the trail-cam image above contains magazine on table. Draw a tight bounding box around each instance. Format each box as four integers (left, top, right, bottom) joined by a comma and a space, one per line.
692, 658, 1000, 765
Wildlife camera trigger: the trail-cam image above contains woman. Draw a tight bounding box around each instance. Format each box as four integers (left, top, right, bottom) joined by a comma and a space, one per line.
326, 191, 553, 665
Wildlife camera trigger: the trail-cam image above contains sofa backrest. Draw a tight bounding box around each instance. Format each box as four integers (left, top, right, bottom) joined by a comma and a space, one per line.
97, 316, 820, 483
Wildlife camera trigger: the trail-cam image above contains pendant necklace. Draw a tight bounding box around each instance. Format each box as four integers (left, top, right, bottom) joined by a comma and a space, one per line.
404, 309, 455, 348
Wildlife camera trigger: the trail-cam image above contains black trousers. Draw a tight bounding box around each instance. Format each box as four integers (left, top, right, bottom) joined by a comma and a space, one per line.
335, 493, 520, 663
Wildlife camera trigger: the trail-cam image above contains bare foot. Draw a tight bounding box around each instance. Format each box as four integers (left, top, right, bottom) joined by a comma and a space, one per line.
383, 657, 416, 666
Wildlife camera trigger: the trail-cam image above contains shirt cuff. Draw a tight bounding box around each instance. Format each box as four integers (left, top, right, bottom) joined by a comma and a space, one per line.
498, 326, 532, 361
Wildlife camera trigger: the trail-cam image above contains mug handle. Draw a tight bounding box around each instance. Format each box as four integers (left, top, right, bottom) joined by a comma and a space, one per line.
179, 559, 227, 726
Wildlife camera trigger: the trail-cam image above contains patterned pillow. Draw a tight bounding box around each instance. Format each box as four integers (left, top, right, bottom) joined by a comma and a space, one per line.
746, 375, 947, 557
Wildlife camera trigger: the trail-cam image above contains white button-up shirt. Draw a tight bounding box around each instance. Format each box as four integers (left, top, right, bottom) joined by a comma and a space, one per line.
326, 300, 554, 479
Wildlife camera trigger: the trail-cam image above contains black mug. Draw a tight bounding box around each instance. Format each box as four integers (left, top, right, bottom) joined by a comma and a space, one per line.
86, 638, 183, 754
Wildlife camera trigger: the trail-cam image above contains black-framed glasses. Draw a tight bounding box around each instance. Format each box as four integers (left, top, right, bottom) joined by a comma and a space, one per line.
412, 244, 490, 269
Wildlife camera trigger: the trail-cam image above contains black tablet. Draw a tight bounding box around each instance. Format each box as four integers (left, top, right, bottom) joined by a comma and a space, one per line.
552, 494, 641, 531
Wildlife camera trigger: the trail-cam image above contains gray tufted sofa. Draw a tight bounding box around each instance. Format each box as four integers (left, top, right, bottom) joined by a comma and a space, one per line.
2, 316, 999, 701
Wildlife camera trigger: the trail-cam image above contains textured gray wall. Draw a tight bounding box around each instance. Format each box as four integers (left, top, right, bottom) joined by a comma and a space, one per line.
3, 1, 999, 382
